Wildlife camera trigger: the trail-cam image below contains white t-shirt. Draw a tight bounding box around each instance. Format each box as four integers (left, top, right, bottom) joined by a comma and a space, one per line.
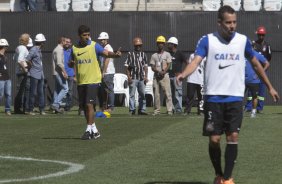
14, 45, 29, 74
103, 44, 115, 74
187, 53, 205, 85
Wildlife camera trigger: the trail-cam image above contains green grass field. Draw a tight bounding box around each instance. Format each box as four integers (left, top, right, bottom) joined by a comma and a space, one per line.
0, 106, 282, 184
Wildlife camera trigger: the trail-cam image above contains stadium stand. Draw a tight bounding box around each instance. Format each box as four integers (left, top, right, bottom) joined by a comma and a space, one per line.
263, 0, 282, 11
202, 0, 221, 11
72, 0, 92, 11
0, 0, 10, 12
92, 0, 113, 11
55, 0, 71, 11
223, 0, 242, 11
243, 0, 262, 11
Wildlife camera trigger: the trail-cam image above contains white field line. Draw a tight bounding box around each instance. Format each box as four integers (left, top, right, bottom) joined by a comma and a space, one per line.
0, 155, 84, 183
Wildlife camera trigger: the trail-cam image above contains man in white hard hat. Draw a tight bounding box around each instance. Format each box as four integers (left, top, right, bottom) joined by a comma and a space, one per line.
167, 37, 186, 114
26, 33, 46, 115
13, 33, 30, 114
0, 39, 12, 115
51, 36, 68, 114
98, 32, 116, 112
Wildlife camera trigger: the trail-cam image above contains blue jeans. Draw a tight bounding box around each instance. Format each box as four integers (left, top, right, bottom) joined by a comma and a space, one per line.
170, 77, 183, 113
20, 0, 36, 11
29, 77, 45, 112
129, 79, 146, 112
65, 76, 74, 110
0, 80, 12, 112
103, 74, 115, 110
52, 74, 68, 110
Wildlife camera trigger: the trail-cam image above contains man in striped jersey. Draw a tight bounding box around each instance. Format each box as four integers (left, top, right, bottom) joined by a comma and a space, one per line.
124, 37, 148, 115
177, 5, 279, 184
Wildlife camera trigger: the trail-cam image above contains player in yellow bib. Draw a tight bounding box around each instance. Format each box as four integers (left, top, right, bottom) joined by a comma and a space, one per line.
70, 25, 121, 140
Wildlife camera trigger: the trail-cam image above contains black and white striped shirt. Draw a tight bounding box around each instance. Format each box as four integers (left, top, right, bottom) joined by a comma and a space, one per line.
124, 51, 148, 80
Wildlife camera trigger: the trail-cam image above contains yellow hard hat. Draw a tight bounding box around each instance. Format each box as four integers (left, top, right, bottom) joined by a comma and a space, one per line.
156, 35, 166, 43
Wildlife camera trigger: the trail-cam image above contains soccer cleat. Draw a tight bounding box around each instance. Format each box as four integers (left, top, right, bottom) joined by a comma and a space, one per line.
214, 176, 223, 184
167, 111, 173, 116
91, 132, 101, 139
5, 111, 11, 116
81, 131, 92, 140
222, 178, 235, 184
26, 112, 36, 116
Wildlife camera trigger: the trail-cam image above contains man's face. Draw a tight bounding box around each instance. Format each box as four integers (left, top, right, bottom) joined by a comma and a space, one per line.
218, 12, 237, 39
257, 34, 265, 42
64, 38, 72, 49
167, 43, 174, 51
157, 42, 165, 50
80, 32, 90, 45
99, 39, 108, 47
134, 44, 142, 51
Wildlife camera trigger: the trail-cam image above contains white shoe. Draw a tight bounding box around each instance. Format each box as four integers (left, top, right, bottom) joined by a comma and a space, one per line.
250, 112, 256, 118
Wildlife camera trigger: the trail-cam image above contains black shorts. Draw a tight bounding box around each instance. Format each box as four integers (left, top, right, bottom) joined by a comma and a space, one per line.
246, 83, 259, 98
77, 84, 100, 106
203, 101, 243, 136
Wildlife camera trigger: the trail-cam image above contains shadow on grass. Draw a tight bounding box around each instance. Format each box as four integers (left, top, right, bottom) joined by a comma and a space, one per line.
144, 182, 208, 184
42, 137, 81, 140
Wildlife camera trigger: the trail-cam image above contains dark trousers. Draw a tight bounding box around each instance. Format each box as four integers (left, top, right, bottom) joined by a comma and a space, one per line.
185, 82, 204, 114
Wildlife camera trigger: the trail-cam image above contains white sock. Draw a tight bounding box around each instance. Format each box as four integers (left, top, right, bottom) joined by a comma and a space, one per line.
252, 109, 257, 114
91, 123, 98, 133
86, 125, 92, 133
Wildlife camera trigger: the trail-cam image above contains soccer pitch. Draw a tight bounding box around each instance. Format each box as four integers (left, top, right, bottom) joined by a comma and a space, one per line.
0, 106, 281, 184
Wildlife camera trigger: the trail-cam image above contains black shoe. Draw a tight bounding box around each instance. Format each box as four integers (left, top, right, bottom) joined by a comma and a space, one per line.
14, 110, 24, 114
129, 110, 136, 115
81, 131, 92, 140
91, 132, 101, 139
55, 108, 64, 114
138, 111, 148, 115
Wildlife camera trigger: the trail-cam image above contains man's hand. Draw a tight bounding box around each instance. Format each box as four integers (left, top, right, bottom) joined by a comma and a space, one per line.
144, 77, 148, 84
176, 73, 184, 86
115, 47, 122, 57
269, 88, 280, 102
128, 76, 132, 84
62, 71, 68, 79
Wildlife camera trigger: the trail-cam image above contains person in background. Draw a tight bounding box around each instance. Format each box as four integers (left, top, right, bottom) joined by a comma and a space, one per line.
245, 51, 269, 118
124, 37, 148, 115
176, 5, 279, 184
26, 33, 46, 115
98, 32, 116, 112
184, 53, 205, 116
14, 33, 30, 114
51, 37, 68, 114
167, 36, 186, 114
0, 39, 12, 115
150, 35, 173, 116
63, 37, 75, 111
246, 26, 272, 113
20, 0, 36, 11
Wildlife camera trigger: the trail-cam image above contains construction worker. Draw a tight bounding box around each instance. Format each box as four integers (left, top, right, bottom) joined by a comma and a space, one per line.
150, 35, 173, 115
245, 26, 272, 113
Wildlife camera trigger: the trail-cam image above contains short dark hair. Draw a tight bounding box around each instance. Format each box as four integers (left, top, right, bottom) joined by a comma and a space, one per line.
218, 5, 235, 21
78, 25, 90, 35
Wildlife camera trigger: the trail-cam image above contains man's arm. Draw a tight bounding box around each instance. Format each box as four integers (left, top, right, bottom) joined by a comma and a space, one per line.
102, 58, 110, 77
250, 57, 279, 102
262, 61, 270, 71
176, 55, 203, 84
55, 50, 68, 79
102, 48, 122, 58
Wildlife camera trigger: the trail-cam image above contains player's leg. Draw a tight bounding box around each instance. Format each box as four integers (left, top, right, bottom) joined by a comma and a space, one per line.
257, 82, 266, 113
203, 102, 224, 183
222, 101, 243, 184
